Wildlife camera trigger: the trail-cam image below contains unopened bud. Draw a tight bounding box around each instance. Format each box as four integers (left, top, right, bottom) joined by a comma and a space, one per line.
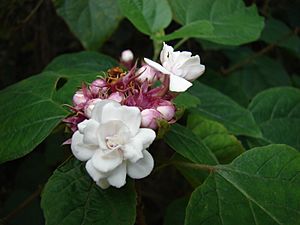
141, 109, 162, 130
90, 79, 107, 96
84, 99, 102, 118
156, 103, 175, 121
121, 50, 134, 62
108, 92, 125, 103
73, 90, 88, 106
136, 65, 158, 84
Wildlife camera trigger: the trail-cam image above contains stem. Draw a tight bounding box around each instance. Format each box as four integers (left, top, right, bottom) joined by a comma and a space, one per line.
1, 186, 43, 223
135, 182, 148, 225
174, 38, 189, 50
172, 161, 216, 172
20, 0, 44, 24
222, 27, 299, 75
152, 39, 163, 61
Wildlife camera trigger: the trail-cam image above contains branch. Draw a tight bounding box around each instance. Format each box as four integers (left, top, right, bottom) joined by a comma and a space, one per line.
222, 27, 299, 75
1, 186, 43, 223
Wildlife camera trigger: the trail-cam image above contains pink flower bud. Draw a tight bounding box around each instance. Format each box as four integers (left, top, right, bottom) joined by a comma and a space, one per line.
73, 90, 88, 107
121, 50, 134, 62
141, 109, 162, 130
156, 104, 175, 121
84, 99, 102, 118
136, 65, 158, 84
108, 92, 125, 103
90, 79, 107, 96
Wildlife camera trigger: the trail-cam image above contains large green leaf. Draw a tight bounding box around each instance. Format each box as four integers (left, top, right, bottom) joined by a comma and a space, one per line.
261, 18, 300, 56
164, 197, 189, 225
0, 52, 117, 164
0, 72, 68, 164
117, 0, 172, 35
45, 51, 117, 74
229, 56, 291, 100
41, 158, 136, 225
165, 124, 218, 165
185, 144, 300, 225
248, 87, 300, 150
53, 0, 123, 50
164, 0, 264, 45
187, 114, 244, 164
188, 81, 262, 138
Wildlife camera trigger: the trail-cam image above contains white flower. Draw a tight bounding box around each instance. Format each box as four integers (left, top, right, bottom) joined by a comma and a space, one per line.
144, 43, 205, 92
71, 100, 156, 189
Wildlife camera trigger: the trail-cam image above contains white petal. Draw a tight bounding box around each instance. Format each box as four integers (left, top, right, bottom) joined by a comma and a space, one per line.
160, 42, 174, 63
71, 131, 96, 161
127, 150, 154, 179
85, 159, 107, 182
107, 163, 127, 188
91, 150, 123, 173
91, 100, 120, 123
97, 120, 130, 150
82, 119, 99, 145
144, 58, 171, 75
123, 128, 156, 162
169, 74, 193, 92
99, 102, 141, 136
77, 119, 89, 133
97, 179, 110, 189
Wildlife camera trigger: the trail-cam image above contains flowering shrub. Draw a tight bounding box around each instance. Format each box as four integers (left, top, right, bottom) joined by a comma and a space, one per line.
0, 1, 300, 225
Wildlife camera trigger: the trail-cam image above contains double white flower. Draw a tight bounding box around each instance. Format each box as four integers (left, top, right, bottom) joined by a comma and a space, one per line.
71, 100, 156, 189
144, 43, 205, 92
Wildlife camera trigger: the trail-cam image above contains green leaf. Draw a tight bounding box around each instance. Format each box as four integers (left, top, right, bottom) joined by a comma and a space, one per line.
188, 81, 262, 138
53, 0, 123, 50
261, 18, 300, 55
165, 0, 264, 45
165, 123, 218, 165
248, 87, 300, 150
45, 51, 117, 74
173, 92, 200, 109
117, 0, 172, 35
0, 72, 68, 164
41, 158, 136, 225
164, 197, 189, 225
0, 52, 117, 164
185, 144, 300, 225
187, 114, 244, 164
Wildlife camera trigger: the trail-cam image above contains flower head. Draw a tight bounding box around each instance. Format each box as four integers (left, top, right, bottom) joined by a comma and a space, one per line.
71, 100, 156, 188
144, 43, 205, 92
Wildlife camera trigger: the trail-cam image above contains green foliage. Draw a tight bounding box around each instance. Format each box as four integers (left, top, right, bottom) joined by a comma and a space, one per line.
165, 0, 264, 45
261, 17, 300, 55
41, 158, 136, 225
164, 197, 188, 225
249, 87, 300, 150
187, 114, 244, 163
165, 123, 218, 165
53, 0, 123, 50
117, 0, 172, 35
185, 144, 300, 225
0, 52, 117, 164
188, 81, 262, 138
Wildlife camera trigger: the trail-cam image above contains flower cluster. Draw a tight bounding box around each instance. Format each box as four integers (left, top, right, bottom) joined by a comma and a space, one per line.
64, 43, 205, 188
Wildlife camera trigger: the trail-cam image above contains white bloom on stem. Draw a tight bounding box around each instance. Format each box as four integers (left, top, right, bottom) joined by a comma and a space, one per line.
71, 100, 156, 189
144, 42, 205, 92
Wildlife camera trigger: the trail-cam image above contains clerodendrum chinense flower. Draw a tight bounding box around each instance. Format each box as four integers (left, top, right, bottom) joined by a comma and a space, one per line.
144, 42, 205, 92
71, 100, 156, 188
